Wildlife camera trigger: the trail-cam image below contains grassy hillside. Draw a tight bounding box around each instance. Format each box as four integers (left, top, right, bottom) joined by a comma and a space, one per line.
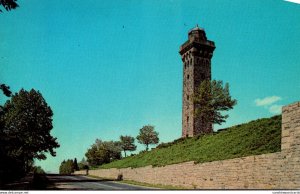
99, 115, 281, 169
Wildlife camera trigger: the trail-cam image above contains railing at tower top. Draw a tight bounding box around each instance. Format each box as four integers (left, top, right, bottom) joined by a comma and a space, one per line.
180, 38, 215, 51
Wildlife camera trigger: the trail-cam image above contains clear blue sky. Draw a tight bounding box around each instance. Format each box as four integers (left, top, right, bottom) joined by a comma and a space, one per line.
0, 0, 299, 173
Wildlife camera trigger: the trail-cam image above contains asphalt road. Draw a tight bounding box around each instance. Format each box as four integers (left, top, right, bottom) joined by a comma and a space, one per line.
45, 174, 156, 190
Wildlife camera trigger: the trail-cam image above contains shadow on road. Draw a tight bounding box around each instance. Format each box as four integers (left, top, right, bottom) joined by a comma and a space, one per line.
45, 174, 122, 190
47, 174, 114, 183
1, 173, 51, 190
2, 174, 153, 190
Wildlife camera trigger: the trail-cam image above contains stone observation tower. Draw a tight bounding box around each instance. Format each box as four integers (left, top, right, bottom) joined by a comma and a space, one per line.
179, 25, 216, 137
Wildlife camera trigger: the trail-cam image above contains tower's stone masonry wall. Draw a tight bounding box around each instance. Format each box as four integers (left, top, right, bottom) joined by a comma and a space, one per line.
75, 101, 300, 189
182, 52, 195, 137
180, 27, 215, 137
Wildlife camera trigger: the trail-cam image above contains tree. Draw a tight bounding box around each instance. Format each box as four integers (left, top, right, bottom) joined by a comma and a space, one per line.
194, 80, 237, 127
85, 145, 102, 166
120, 135, 136, 157
136, 125, 159, 151
102, 140, 122, 161
0, 84, 11, 116
59, 160, 66, 174
0, 84, 14, 184
0, 0, 18, 12
85, 139, 122, 167
31, 166, 45, 174
3, 89, 60, 172
73, 158, 79, 171
0, 84, 12, 97
78, 158, 89, 170
59, 159, 74, 175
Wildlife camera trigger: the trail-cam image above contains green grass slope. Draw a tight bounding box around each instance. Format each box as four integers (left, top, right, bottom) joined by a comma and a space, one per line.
99, 115, 281, 169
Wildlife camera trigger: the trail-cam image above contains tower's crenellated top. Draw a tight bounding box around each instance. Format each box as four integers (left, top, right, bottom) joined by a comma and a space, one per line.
179, 25, 215, 59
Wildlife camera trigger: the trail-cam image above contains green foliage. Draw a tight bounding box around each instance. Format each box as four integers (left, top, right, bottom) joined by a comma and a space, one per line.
31, 166, 45, 174
100, 115, 281, 169
0, 0, 18, 12
0, 88, 59, 183
85, 145, 107, 166
59, 159, 75, 175
194, 80, 237, 126
120, 135, 137, 157
73, 158, 79, 171
78, 158, 89, 170
85, 139, 122, 167
3, 89, 60, 159
0, 84, 12, 97
104, 140, 122, 161
136, 125, 159, 151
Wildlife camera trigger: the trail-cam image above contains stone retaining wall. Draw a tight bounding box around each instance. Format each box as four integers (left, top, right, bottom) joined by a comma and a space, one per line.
75, 101, 300, 189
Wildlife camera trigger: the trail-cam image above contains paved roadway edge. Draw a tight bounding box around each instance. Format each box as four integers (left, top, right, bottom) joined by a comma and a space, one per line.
83, 175, 160, 190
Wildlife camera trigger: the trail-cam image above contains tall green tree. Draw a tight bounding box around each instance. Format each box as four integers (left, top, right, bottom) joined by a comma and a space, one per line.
3, 89, 60, 173
120, 135, 136, 157
0, 84, 13, 184
59, 160, 66, 174
194, 80, 237, 127
136, 125, 159, 151
73, 158, 79, 171
66, 159, 74, 174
